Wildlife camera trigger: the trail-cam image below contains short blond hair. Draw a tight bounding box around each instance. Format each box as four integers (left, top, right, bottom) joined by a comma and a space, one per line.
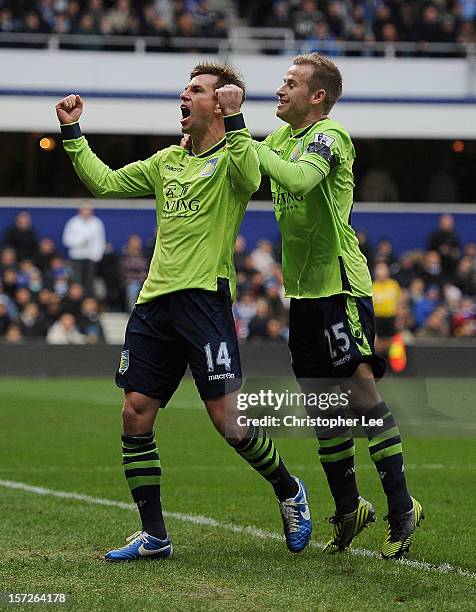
292, 53, 342, 112
190, 62, 246, 102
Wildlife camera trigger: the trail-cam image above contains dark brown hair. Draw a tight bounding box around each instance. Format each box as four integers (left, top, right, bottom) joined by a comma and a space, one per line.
190, 62, 246, 103
292, 53, 342, 112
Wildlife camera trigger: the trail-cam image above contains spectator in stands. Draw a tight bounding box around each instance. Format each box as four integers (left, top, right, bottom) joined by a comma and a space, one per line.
373, 3, 391, 41
3, 211, 38, 262
47, 312, 86, 344
326, 1, 347, 38
458, 20, 476, 44
233, 235, 248, 275
35, 237, 57, 274
52, 11, 71, 34
67, 0, 81, 31
2, 268, 18, 300
125, 13, 141, 35
98, 242, 122, 310
45, 256, 70, 295
207, 11, 227, 43
154, 0, 174, 29
17, 259, 42, 293
266, 318, 287, 342
375, 238, 397, 268
62, 205, 105, 296
107, 0, 133, 34
293, 0, 322, 40
22, 11, 47, 34
0, 246, 17, 272
251, 239, 275, 278
264, 277, 286, 321
307, 20, 341, 56
3, 323, 24, 344
428, 214, 461, 254
61, 282, 85, 317
372, 261, 401, 353
190, 0, 212, 30
416, 305, 450, 338
395, 291, 417, 335
233, 291, 257, 339
88, 0, 106, 29
395, 1, 417, 43
174, 11, 200, 40
44, 292, 62, 325
453, 256, 476, 296
248, 298, 271, 341
421, 250, 444, 286
14, 287, 33, 313
120, 234, 149, 311
143, 3, 170, 36
249, 271, 266, 299
77, 296, 104, 343
0, 299, 11, 335
19, 302, 49, 338
37, 0, 56, 31
264, 1, 290, 28
0, 8, 18, 33
393, 252, 418, 289
413, 283, 440, 328
76, 11, 98, 34
347, 22, 370, 57
418, 3, 444, 43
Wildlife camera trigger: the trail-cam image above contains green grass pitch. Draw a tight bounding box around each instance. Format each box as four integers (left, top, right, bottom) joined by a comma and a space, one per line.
0, 377, 475, 611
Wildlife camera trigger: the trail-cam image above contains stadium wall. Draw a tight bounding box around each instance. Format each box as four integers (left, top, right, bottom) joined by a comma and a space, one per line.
1, 200, 476, 256
0, 343, 474, 378
1, 51, 476, 137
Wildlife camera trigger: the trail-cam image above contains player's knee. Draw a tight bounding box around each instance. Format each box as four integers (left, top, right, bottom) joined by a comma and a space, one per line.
122, 392, 158, 426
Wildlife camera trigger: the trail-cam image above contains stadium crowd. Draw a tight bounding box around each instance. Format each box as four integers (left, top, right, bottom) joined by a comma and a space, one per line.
238, 1, 476, 52
1, 1, 475, 53
0, 0, 228, 41
0, 210, 475, 344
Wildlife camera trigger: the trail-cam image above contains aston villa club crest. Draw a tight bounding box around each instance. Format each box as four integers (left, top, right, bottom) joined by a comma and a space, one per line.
118, 350, 129, 374
200, 157, 218, 177
290, 141, 303, 161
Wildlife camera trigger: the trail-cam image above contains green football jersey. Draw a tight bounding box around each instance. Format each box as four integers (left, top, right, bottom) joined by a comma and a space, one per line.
255, 118, 372, 299
63, 114, 260, 302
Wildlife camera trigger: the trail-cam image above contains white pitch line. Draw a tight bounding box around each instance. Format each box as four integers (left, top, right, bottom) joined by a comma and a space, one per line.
1, 479, 475, 580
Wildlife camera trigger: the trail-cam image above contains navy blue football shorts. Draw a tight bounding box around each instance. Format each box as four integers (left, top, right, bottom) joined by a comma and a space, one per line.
289, 293, 386, 381
115, 278, 242, 406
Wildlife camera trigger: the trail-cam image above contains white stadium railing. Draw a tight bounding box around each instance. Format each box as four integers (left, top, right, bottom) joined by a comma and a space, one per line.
0, 31, 475, 58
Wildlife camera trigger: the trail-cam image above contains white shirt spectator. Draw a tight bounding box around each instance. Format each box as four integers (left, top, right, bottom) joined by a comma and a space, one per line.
251, 240, 276, 278
62, 207, 106, 263
47, 313, 86, 345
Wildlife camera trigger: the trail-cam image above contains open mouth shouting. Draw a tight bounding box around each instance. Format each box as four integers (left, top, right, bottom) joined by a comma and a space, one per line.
180, 105, 191, 125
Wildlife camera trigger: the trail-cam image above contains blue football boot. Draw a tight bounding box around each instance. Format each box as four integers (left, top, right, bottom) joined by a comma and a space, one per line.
105, 530, 173, 562
279, 477, 312, 553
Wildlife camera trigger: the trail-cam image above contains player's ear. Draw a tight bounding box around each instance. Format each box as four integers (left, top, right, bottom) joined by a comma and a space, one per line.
312, 89, 326, 106
214, 102, 222, 117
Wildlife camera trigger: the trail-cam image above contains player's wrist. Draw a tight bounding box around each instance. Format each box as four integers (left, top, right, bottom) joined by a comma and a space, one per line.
224, 112, 245, 133
60, 122, 82, 140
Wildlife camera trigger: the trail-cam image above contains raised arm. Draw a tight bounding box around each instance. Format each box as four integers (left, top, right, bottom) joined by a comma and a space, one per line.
216, 86, 261, 195
253, 138, 337, 197
56, 94, 159, 198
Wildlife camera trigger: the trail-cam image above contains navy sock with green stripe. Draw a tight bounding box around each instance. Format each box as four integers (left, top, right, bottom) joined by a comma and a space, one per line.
122, 431, 167, 540
230, 425, 298, 501
316, 415, 359, 515
362, 402, 412, 513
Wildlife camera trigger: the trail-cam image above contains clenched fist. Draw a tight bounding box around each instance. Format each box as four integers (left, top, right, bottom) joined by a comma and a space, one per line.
55, 94, 83, 124
216, 84, 243, 117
